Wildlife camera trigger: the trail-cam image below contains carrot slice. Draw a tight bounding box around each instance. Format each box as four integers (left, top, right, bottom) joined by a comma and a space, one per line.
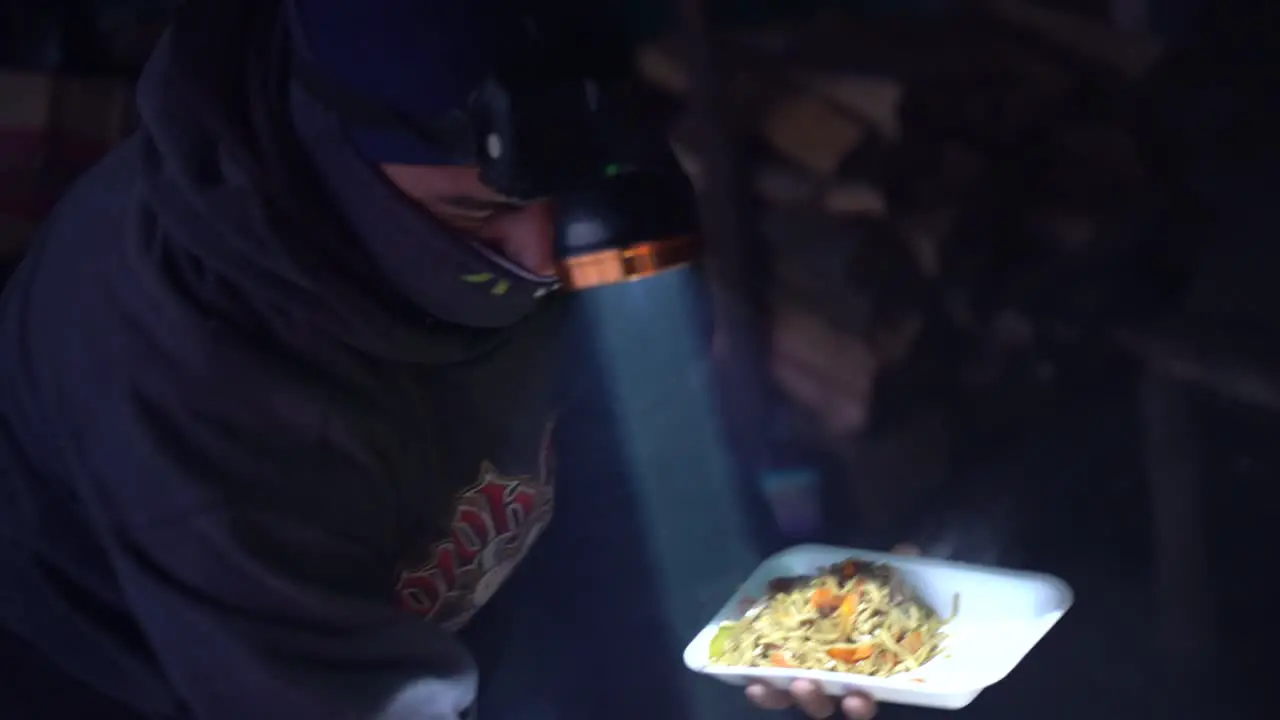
810, 587, 842, 609
902, 631, 923, 654
770, 652, 795, 668
827, 644, 875, 664
837, 592, 859, 618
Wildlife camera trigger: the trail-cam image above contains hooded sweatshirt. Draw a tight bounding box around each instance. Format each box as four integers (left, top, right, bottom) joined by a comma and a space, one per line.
0, 1, 566, 718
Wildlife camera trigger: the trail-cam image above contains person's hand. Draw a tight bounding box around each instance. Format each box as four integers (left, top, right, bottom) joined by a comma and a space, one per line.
744, 543, 922, 719
746, 680, 879, 720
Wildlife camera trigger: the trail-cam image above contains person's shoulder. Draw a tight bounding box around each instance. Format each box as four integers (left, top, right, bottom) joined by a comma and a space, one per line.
40, 135, 145, 240
0, 137, 148, 410
2, 143, 408, 543
6, 195, 384, 523
55, 269, 399, 537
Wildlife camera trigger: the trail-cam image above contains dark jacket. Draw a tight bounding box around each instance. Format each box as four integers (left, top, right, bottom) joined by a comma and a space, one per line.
0, 1, 565, 717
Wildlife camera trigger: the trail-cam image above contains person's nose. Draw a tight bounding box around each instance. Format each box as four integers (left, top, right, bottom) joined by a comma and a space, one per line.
483, 199, 556, 277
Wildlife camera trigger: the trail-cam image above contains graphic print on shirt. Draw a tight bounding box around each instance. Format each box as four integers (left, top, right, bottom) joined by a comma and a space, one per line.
397, 421, 556, 630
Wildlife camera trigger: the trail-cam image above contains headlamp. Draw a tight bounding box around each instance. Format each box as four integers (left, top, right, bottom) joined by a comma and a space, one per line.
293, 40, 701, 292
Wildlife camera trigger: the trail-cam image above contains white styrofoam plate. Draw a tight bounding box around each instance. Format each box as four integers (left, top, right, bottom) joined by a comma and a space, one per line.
683, 544, 1073, 710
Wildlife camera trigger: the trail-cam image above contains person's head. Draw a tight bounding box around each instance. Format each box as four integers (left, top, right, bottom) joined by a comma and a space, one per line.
290, 0, 563, 276
291, 0, 699, 292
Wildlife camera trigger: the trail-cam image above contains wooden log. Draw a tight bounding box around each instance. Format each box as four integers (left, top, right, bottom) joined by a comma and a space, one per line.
823, 182, 887, 217
770, 300, 878, 438
762, 94, 868, 177
1139, 374, 1215, 717
981, 0, 1164, 78
1116, 329, 1280, 413
804, 74, 904, 141
635, 43, 689, 95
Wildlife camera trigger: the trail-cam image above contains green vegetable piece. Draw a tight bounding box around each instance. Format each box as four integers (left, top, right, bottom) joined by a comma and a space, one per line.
709, 622, 737, 660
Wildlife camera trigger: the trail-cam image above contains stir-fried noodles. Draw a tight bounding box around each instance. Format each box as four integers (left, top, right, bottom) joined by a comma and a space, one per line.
709, 559, 949, 677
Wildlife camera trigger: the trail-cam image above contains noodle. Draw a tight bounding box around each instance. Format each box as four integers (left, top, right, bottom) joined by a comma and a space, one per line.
708, 559, 948, 677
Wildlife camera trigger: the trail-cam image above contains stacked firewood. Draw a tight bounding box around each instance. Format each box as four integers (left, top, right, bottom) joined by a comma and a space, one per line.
640, 2, 1183, 438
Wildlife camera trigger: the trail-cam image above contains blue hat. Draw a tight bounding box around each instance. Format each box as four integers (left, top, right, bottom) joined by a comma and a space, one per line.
289, 0, 527, 165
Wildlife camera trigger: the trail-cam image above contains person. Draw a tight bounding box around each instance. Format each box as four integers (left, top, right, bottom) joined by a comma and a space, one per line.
0, 0, 886, 718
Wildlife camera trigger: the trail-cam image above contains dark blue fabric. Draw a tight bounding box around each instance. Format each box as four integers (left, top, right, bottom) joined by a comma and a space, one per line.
288, 0, 526, 165
0, 630, 142, 720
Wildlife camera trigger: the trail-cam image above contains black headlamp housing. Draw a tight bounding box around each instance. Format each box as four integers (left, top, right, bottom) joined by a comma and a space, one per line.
467, 70, 611, 201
